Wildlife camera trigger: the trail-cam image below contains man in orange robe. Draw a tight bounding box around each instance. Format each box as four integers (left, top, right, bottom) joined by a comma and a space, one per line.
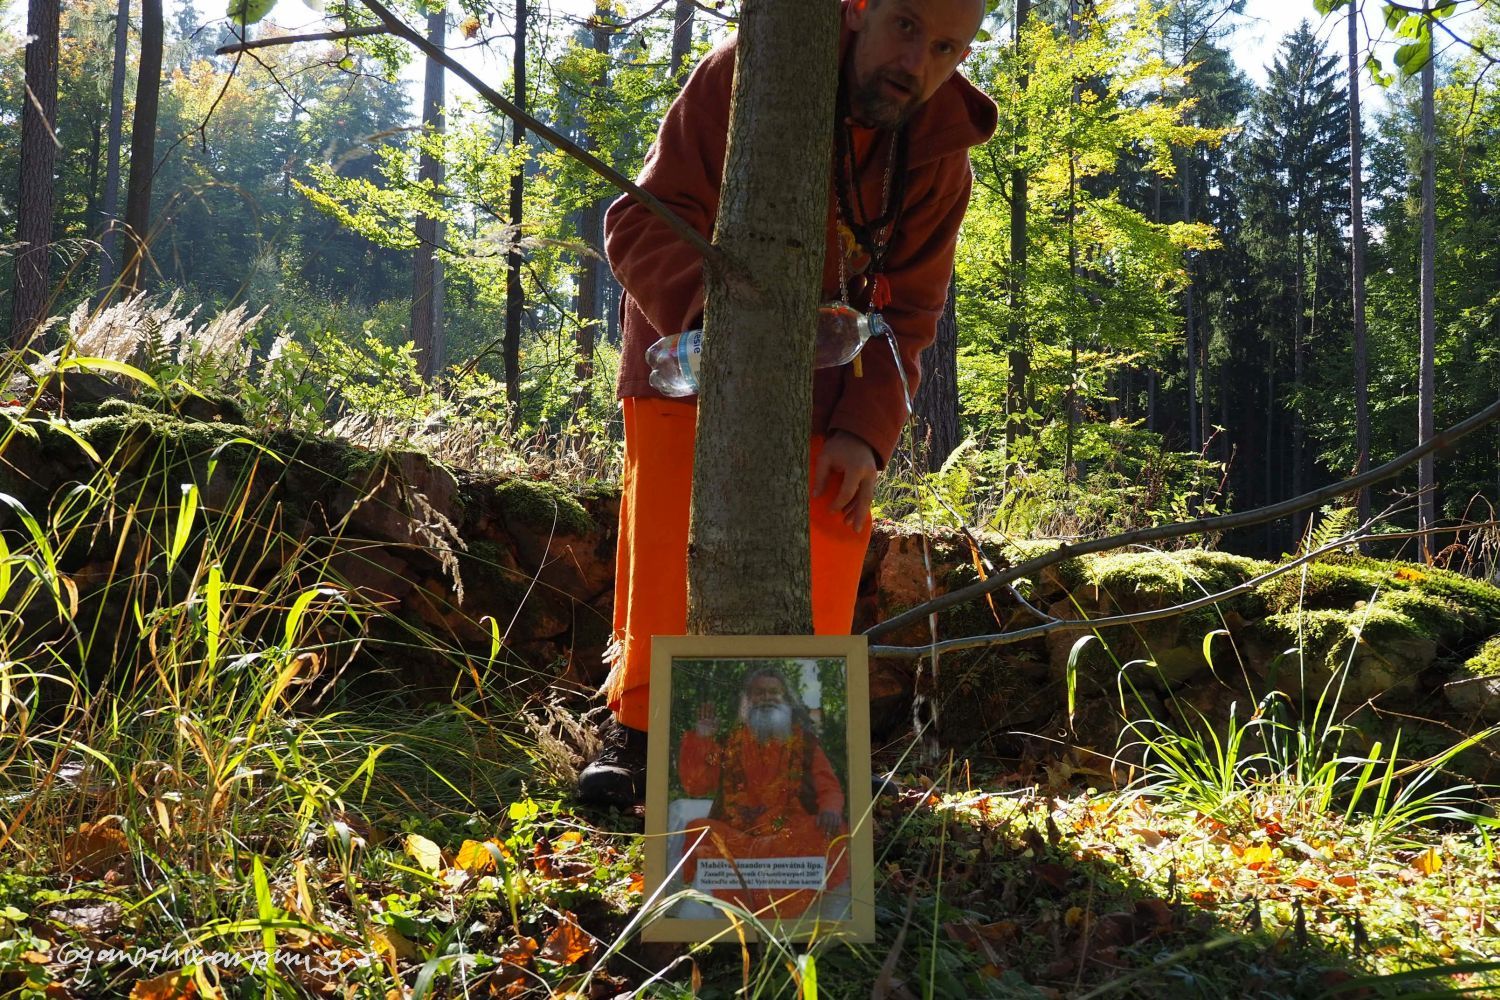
674, 669, 849, 918
578, 0, 995, 807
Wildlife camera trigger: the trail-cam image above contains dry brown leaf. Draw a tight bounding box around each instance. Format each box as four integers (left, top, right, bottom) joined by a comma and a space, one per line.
540, 914, 592, 966
498, 935, 538, 967
128, 971, 197, 1000
63, 818, 130, 874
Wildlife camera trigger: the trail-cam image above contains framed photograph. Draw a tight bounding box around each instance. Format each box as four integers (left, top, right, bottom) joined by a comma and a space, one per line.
641, 635, 875, 943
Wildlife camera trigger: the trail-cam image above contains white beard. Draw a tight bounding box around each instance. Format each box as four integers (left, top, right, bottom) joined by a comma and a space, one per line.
745, 702, 793, 743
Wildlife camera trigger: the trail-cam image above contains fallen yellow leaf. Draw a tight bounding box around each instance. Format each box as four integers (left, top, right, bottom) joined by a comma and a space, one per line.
404, 833, 443, 873
456, 838, 511, 875
128, 971, 197, 1000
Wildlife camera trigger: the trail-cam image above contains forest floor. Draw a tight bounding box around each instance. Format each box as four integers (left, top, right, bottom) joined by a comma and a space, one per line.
4, 719, 1500, 1000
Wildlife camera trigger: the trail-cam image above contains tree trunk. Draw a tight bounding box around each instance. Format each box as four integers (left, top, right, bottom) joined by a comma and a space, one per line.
9, 0, 61, 347
122, 0, 163, 294
1418, 37, 1437, 560
911, 273, 961, 471
504, 0, 527, 410
1181, 149, 1199, 453
669, 0, 694, 80
412, 7, 446, 381
96, 0, 130, 302
1004, 0, 1031, 455
574, 5, 611, 391
1348, 0, 1370, 540
685, 0, 839, 637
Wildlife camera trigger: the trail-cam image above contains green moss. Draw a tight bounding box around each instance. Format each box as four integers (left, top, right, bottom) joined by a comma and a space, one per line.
1259, 596, 1439, 673
69, 404, 258, 465
1086, 550, 1269, 602
1255, 555, 1500, 651
489, 478, 594, 536
1464, 636, 1500, 678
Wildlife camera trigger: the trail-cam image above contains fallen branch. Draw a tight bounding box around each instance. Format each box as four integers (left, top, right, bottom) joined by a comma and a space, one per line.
866, 395, 1500, 642
870, 521, 1498, 659
215, 26, 390, 54
356, 0, 723, 268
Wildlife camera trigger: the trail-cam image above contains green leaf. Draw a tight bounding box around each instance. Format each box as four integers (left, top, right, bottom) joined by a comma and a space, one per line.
167, 483, 199, 574
1065, 635, 1096, 729
56, 356, 159, 392
226, 0, 276, 26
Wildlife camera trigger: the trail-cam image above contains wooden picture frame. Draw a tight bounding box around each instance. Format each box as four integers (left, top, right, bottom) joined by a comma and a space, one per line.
641, 635, 875, 943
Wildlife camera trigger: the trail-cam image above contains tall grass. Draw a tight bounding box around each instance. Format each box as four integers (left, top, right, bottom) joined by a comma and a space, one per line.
0, 329, 542, 995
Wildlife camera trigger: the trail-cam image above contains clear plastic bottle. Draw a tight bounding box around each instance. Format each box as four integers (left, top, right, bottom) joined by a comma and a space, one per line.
645, 304, 888, 398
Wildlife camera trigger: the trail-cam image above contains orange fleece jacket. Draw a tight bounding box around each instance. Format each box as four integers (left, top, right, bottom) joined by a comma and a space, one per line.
604, 17, 997, 467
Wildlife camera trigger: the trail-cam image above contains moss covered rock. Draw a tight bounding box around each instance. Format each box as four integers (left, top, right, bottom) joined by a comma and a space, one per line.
1444, 635, 1500, 722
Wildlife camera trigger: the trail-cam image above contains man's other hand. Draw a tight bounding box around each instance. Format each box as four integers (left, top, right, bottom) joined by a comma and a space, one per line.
813, 430, 878, 532
817, 810, 843, 837
695, 701, 718, 738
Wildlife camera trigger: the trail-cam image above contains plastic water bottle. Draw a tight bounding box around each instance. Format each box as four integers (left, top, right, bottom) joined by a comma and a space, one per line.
645, 304, 887, 398
646, 328, 704, 396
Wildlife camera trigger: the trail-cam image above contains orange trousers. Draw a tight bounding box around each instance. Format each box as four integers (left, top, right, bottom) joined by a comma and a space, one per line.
605, 397, 874, 731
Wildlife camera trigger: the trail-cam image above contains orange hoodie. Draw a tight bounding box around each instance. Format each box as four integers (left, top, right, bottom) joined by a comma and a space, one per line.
604, 12, 997, 466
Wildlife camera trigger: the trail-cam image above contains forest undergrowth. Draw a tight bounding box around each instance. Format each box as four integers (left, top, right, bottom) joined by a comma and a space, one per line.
1, 316, 1499, 998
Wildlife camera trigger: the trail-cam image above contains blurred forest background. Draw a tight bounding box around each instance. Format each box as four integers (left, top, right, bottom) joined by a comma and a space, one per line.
4, 0, 1498, 562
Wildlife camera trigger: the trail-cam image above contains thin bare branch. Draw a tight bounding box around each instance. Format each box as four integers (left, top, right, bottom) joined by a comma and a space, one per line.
866, 395, 1500, 640
215, 26, 390, 55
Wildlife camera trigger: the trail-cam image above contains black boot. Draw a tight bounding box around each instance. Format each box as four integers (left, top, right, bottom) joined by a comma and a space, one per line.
576, 718, 647, 808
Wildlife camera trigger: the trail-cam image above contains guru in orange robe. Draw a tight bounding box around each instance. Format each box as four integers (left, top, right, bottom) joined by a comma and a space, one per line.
676, 725, 850, 918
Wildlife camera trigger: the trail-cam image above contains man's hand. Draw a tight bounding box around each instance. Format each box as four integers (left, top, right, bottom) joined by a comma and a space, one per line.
812, 430, 878, 532
695, 701, 718, 738
817, 810, 843, 837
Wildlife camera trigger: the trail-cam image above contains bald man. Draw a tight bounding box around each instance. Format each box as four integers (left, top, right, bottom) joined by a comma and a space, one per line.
581, 0, 996, 808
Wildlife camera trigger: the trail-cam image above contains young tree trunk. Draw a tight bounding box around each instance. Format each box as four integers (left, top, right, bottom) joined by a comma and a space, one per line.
96, 0, 130, 301
412, 7, 446, 382
1348, 0, 1370, 539
1004, 0, 1031, 454
122, 0, 164, 294
684, 0, 839, 637
911, 274, 961, 471
1418, 40, 1437, 560
9, 0, 61, 347
669, 0, 694, 79
504, 0, 527, 410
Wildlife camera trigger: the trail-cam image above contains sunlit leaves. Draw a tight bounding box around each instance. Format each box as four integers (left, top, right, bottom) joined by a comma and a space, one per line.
225, 0, 275, 27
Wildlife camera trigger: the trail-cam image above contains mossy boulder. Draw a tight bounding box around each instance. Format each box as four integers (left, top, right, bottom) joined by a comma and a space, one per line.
1444, 635, 1500, 722
1044, 549, 1269, 691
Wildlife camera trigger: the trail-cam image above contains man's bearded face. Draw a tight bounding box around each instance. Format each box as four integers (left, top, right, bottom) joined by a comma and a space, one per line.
844, 0, 983, 130
741, 675, 795, 743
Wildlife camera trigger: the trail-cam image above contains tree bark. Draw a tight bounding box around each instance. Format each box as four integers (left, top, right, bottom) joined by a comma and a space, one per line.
1180, 148, 1199, 452
1348, 0, 1370, 540
9, 0, 61, 347
122, 0, 163, 294
96, 0, 129, 302
911, 273, 961, 471
669, 0, 694, 80
1418, 34, 1437, 560
574, 5, 611, 391
685, 0, 839, 637
1005, 0, 1031, 456
504, 0, 527, 410
412, 7, 446, 382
